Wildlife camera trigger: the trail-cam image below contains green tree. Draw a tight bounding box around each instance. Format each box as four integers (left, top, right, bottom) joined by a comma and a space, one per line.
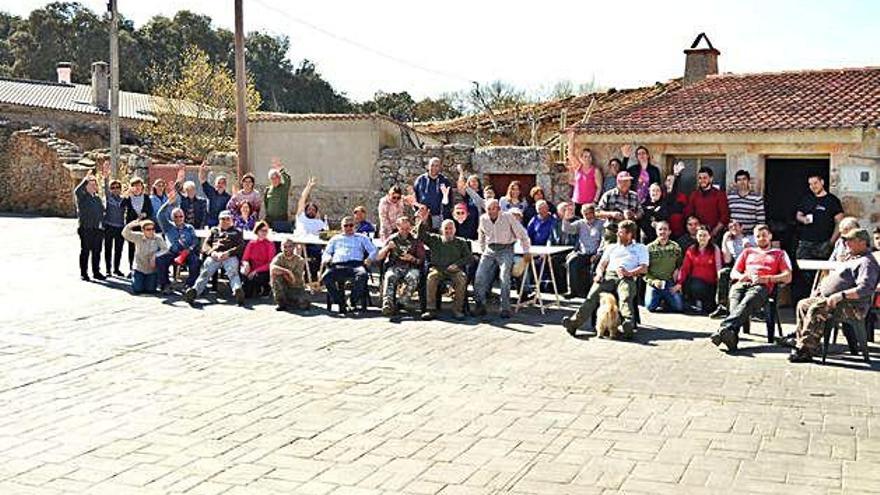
0, 12, 22, 76
139, 46, 261, 159
412, 96, 463, 121
359, 91, 416, 121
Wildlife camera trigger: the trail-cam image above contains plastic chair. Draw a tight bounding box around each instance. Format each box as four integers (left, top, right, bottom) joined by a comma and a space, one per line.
742, 284, 783, 343
822, 298, 873, 364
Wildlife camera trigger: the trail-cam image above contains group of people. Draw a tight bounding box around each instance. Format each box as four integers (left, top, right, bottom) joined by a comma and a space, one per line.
74, 147, 880, 364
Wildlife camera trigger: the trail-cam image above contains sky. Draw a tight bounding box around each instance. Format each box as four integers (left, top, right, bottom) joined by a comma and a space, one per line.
5, 0, 880, 102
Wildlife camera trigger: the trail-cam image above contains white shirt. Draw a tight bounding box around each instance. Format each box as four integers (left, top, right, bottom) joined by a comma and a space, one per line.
601, 241, 649, 273
295, 211, 328, 235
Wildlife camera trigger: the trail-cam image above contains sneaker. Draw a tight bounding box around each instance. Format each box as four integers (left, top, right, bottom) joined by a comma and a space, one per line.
183, 288, 197, 304
709, 306, 728, 319
420, 311, 436, 321
113, 269, 125, 277
382, 305, 396, 317
499, 310, 511, 319
561, 316, 578, 337
234, 288, 245, 306
788, 349, 814, 363
93, 272, 107, 281
81, 274, 91, 282
275, 304, 288, 312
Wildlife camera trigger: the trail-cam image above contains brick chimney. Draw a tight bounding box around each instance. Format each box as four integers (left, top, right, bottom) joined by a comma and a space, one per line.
56, 62, 72, 84
90, 61, 109, 110
683, 33, 719, 86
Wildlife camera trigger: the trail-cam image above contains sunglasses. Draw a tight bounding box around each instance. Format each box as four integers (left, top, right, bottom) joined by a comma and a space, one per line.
143, 227, 155, 231
342, 224, 355, 228
391, 195, 401, 200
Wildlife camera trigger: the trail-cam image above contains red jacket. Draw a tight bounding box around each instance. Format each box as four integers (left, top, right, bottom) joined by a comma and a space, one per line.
685, 187, 729, 231
678, 245, 721, 285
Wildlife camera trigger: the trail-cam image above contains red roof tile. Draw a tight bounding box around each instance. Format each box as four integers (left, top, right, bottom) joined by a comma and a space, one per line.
575, 67, 880, 134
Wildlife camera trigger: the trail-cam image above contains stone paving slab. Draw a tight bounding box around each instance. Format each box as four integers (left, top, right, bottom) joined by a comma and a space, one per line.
1, 214, 879, 494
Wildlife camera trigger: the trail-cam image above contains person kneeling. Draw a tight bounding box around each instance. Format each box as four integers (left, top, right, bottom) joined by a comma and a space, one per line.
271, 239, 310, 311
709, 224, 792, 352
377, 217, 425, 316
416, 207, 473, 320
122, 219, 168, 294
562, 220, 647, 339
184, 210, 245, 305
644, 221, 684, 312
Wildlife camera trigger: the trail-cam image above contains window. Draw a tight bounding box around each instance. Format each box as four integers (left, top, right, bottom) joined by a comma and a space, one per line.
666, 156, 727, 193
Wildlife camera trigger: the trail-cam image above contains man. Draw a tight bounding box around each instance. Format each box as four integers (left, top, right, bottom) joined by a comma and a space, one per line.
156, 190, 202, 293
473, 199, 531, 318
596, 171, 642, 225
353, 206, 376, 236
451, 202, 478, 240
264, 158, 292, 232
122, 176, 154, 271
183, 210, 246, 305
416, 206, 473, 321
321, 216, 378, 313
710, 220, 755, 319
560, 203, 604, 298
684, 167, 729, 240
295, 176, 329, 276
562, 220, 647, 338
102, 167, 126, 277
175, 180, 208, 229
785, 228, 879, 362
74, 169, 105, 281
676, 215, 701, 252
198, 162, 230, 228
414, 157, 452, 229
873, 227, 880, 252
526, 200, 556, 246
795, 174, 845, 300
710, 224, 792, 352
270, 239, 310, 311
727, 170, 765, 233
377, 216, 425, 316
644, 221, 684, 313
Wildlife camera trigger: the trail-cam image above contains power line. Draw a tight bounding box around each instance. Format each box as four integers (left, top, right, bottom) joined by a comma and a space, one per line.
250, 0, 474, 85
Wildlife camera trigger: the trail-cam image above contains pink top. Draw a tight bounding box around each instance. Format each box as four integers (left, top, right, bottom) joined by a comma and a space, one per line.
572, 166, 598, 204
378, 195, 406, 240
242, 238, 276, 274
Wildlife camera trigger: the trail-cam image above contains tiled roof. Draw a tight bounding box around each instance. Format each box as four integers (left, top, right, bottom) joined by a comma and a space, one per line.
249, 111, 403, 126
412, 80, 682, 135
0, 77, 158, 122
575, 67, 880, 134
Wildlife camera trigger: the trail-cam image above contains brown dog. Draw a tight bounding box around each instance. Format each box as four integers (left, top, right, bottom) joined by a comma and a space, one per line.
595, 292, 621, 339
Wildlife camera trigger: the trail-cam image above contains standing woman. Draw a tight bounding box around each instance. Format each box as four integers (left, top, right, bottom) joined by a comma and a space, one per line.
675, 225, 722, 314
664, 162, 688, 238
627, 146, 662, 203
75, 169, 106, 281
567, 135, 602, 216
456, 164, 485, 216
499, 180, 528, 213
149, 178, 168, 228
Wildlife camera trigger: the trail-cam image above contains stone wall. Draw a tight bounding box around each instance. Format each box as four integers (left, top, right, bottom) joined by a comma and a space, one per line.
0, 104, 141, 151
471, 146, 568, 203
0, 127, 91, 216
376, 144, 473, 194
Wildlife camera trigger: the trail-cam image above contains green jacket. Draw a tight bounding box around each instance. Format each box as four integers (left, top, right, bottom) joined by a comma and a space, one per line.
263, 168, 291, 222
416, 220, 473, 270
645, 238, 682, 288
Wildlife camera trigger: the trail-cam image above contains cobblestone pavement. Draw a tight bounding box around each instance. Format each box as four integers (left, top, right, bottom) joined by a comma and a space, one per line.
1, 214, 879, 495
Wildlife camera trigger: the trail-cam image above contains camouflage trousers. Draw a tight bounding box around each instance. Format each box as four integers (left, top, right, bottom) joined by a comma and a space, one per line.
795, 296, 862, 353
271, 278, 309, 309
382, 265, 420, 308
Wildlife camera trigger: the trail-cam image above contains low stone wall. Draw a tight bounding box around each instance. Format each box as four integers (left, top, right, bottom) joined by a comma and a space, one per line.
376, 144, 473, 194
0, 127, 91, 217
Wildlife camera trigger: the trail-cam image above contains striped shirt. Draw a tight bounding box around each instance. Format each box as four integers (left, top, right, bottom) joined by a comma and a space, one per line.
727, 191, 765, 232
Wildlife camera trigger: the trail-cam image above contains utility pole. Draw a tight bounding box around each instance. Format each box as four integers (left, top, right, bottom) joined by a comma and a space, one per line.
234, 0, 249, 178
108, 0, 120, 176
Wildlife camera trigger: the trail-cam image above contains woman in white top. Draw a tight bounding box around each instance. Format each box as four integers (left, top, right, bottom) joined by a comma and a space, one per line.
499, 180, 528, 214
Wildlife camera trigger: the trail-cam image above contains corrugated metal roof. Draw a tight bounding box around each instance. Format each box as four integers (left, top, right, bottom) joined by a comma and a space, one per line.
0, 77, 157, 122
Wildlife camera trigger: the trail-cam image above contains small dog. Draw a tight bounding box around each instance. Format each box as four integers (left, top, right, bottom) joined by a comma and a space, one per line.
595, 292, 621, 339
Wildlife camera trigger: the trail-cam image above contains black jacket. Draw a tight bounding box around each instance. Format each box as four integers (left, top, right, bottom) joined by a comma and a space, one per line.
121, 194, 154, 224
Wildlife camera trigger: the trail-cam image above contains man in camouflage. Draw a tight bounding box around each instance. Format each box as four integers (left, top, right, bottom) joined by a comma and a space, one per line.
270, 239, 310, 311
783, 228, 880, 363
377, 216, 425, 316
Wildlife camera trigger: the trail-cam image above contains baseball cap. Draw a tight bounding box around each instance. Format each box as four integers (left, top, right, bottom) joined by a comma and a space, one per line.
616, 171, 633, 181
842, 228, 869, 243
218, 210, 233, 219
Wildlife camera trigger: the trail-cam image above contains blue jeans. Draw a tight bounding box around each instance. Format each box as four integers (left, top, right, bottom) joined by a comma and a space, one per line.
193, 256, 242, 296
645, 281, 684, 312
474, 244, 515, 311
157, 251, 201, 287
132, 270, 158, 294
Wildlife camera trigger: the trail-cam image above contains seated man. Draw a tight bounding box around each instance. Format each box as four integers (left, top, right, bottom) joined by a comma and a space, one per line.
416, 206, 473, 321
376, 216, 425, 316
156, 196, 202, 293
785, 228, 879, 362
710, 220, 755, 319
270, 239, 310, 311
676, 215, 700, 252
321, 216, 378, 313
560, 203, 604, 298
473, 199, 531, 319
183, 210, 246, 305
353, 206, 376, 236
710, 224, 792, 352
561, 220, 647, 339
644, 221, 684, 313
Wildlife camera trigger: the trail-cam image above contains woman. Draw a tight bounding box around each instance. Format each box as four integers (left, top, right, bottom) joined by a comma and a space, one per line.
227, 173, 262, 216
499, 180, 528, 213
451, 202, 478, 240
603, 158, 622, 193
377, 185, 406, 240
121, 218, 168, 294
675, 226, 722, 314
149, 178, 168, 226
567, 140, 602, 215
523, 186, 557, 226
639, 183, 670, 244
233, 201, 256, 231
456, 165, 485, 216
627, 146, 662, 202
241, 221, 276, 298
483, 185, 496, 201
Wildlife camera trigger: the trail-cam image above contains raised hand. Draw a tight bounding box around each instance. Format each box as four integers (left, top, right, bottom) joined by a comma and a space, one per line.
440, 184, 450, 198
620, 144, 633, 158
417, 204, 430, 221
176, 163, 186, 183
673, 161, 686, 175
271, 157, 283, 170
167, 187, 177, 203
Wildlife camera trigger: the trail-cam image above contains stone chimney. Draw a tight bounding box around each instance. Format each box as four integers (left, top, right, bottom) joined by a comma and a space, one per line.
56, 62, 72, 84
683, 33, 719, 86
90, 61, 109, 110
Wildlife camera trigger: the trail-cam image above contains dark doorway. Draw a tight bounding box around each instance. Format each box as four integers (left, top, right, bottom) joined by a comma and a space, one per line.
764, 157, 830, 253
487, 173, 536, 200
